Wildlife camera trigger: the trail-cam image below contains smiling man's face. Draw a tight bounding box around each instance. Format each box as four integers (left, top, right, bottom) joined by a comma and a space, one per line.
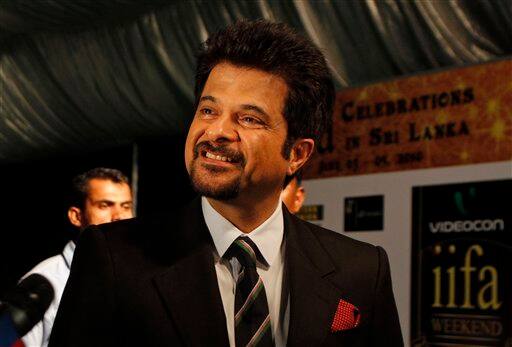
185, 62, 292, 202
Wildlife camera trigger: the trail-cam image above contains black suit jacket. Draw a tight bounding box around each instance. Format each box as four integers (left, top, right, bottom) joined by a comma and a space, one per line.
49, 198, 403, 346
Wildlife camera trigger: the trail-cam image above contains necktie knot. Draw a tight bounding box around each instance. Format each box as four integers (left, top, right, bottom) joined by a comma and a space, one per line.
226, 236, 263, 269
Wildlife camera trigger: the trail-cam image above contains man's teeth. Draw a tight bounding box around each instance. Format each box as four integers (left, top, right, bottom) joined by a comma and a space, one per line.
205, 151, 232, 162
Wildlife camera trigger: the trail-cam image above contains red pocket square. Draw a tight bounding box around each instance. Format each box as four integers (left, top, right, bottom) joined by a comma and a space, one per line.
331, 299, 360, 332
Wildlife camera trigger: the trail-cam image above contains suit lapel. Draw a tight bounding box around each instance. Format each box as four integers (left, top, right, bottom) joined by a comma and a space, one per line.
152, 198, 229, 347
284, 208, 341, 346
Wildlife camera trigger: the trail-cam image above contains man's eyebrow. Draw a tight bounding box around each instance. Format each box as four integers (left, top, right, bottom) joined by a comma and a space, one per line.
92, 200, 114, 204
240, 104, 270, 119
199, 96, 270, 118
92, 199, 132, 204
199, 95, 217, 103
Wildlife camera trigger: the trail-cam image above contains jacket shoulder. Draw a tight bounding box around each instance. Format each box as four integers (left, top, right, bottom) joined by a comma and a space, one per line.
289, 216, 389, 290
85, 214, 174, 247
79, 201, 208, 271
297, 217, 380, 257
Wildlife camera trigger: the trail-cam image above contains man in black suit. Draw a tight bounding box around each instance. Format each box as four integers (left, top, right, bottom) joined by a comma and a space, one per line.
49, 20, 403, 347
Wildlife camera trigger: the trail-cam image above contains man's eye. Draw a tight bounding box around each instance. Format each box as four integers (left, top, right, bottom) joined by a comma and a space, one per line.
200, 107, 215, 116
240, 116, 262, 127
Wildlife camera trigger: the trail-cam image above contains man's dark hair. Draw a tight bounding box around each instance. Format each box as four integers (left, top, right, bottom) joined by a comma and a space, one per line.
283, 169, 303, 189
70, 167, 130, 208
195, 19, 335, 157
294, 170, 303, 185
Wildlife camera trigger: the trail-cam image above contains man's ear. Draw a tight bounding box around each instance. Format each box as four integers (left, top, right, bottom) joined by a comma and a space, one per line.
68, 207, 83, 228
286, 138, 315, 176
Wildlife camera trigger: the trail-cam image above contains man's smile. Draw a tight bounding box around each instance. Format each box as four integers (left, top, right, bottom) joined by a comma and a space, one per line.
194, 141, 245, 167
204, 150, 234, 163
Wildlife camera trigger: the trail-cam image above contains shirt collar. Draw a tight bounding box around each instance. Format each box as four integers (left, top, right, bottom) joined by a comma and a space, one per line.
202, 196, 284, 266
62, 240, 76, 269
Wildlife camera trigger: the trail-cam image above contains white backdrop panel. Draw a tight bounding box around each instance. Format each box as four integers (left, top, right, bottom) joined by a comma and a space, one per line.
302, 160, 512, 346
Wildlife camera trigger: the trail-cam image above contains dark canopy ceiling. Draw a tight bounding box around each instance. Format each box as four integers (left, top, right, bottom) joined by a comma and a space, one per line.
1, 0, 511, 162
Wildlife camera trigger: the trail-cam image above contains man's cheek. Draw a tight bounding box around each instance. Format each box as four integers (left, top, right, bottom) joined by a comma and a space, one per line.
89, 209, 107, 224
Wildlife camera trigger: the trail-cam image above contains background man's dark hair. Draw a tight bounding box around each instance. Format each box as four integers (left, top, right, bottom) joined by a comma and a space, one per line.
70, 167, 129, 208
283, 169, 303, 189
195, 19, 335, 159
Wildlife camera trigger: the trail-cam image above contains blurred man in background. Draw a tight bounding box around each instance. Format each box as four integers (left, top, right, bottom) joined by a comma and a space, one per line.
22, 167, 133, 347
280, 172, 305, 215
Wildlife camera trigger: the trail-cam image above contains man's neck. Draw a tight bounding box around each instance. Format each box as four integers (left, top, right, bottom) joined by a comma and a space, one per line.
206, 193, 281, 233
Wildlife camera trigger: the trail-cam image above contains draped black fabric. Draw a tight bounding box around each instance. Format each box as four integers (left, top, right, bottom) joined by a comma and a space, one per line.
1, 0, 511, 162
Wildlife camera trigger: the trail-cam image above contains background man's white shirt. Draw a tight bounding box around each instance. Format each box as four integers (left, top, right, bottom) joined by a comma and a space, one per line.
21, 241, 75, 347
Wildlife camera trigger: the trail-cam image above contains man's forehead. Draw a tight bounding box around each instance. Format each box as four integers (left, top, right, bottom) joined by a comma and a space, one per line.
201, 62, 288, 115
86, 179, 131, 196
206, 62, 286, 87
87, 178, 127, 188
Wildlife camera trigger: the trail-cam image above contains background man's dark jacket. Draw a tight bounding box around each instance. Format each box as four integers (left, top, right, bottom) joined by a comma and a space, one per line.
49, 198, 403, 346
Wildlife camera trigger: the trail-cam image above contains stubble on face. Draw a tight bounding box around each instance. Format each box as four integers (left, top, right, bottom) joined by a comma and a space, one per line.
188, 141, 245, 200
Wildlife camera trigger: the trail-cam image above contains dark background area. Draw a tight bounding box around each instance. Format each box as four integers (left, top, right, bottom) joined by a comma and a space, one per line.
136, 135, 196, 218
0, 134, 196, 296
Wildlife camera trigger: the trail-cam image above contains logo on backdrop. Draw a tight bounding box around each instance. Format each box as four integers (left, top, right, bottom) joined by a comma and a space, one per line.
429, 186, 506, 234
411, 179, 511, 347
344, 195, 384, 232
454, 186, 477, 216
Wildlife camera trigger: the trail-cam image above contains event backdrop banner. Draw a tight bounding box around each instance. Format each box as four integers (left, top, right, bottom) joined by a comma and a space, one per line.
411, 179, 511, 346
304, 59, 512, 179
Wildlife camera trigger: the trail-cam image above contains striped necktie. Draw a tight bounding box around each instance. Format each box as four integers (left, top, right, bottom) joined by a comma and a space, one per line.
225, 237, 274, 347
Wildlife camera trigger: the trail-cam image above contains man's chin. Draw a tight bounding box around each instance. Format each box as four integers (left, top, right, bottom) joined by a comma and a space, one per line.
189, 172, 241, 201
192, 181, 240, 200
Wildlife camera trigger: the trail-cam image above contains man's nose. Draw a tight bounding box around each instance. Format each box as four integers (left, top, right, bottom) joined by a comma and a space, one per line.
205, 114, 239, 143
111, 207, 122, 222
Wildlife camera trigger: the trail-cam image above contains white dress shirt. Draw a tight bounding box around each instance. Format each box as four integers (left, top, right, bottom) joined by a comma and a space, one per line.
202, 197, 288, 347
21, 240, 75, 347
